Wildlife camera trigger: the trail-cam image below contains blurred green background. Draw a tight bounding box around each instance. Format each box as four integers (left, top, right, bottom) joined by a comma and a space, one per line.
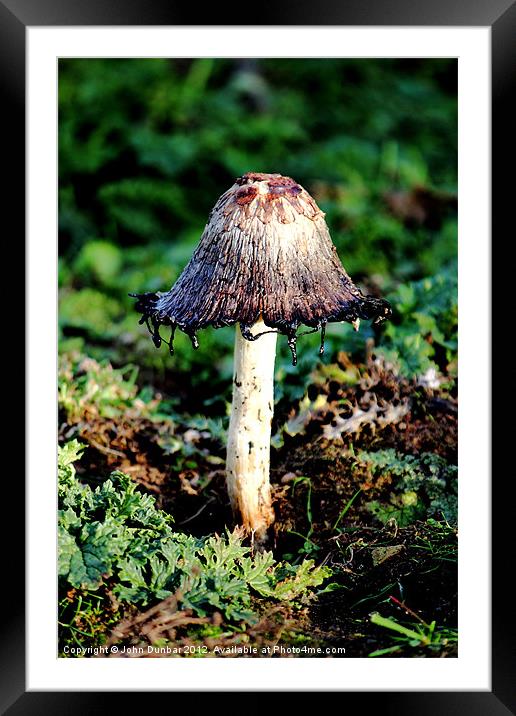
58, 58, 458, 411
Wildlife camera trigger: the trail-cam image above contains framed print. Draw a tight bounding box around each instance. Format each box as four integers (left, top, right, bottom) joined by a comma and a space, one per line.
2, 0, 513, 711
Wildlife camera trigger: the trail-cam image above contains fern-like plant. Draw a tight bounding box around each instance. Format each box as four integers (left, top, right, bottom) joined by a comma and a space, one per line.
58, 440, 330, 623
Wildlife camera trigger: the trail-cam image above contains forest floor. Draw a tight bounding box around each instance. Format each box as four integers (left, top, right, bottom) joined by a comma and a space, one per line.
58, 350, 457, 659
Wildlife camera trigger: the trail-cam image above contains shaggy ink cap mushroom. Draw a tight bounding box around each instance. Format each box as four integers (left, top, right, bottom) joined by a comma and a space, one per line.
131, 172, 392, 364
132, 172, 392, 543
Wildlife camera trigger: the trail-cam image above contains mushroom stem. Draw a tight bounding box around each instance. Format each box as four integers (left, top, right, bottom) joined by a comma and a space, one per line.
226, 319, 276, 544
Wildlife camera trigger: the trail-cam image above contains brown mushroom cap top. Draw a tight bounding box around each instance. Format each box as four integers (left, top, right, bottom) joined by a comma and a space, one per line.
131, 172, 392, 363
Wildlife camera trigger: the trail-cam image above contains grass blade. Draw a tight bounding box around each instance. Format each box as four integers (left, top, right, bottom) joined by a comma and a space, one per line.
333, 488, 362, 531
368, 645, 403, 657
370, 613, 428, 643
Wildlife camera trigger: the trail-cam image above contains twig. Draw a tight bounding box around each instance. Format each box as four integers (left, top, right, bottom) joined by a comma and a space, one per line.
87, 438, 127, 459
178, 496, 216, 525
389, 595, 429, 627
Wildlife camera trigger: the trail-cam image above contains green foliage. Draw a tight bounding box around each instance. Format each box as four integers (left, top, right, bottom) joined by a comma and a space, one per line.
356, 449, 457, 525
73, 240, 123, 287
378, 264, 458, 377
58, 353, 172, 423
58, 589, 123, 653
412, 517, 458, 564
58, 440, 175, 590
58, 441, 331, 622
59, 288, 123, 339
284, 476, 323, 559
333, 489, 363, 531
369, 612, 458, 656
58, 58, 457, 392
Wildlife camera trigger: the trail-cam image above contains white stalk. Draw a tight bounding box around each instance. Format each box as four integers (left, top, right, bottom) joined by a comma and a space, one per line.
226, 319, 276, 543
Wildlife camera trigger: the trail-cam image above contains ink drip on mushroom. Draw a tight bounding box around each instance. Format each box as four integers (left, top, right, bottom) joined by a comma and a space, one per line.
131, 172, 392, 545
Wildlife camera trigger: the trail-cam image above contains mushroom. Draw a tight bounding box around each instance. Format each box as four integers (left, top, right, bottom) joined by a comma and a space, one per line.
131, 172, 392, 544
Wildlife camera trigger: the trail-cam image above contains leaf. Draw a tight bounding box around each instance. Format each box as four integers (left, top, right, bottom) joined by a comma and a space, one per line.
285, 394, 328, 437
118, 557, 147, 589
240, 551, 276, 596
58, 439, 85, 469
370, 613, 427, 643
323, 398, 410, 440
149, 554, 176, 593
58, 440, 332, 624
371, 545, 404, 566
58, 523, 111, 590
58, 440, 86, 490
368, 645, 403, 657
58, 526, 81, 578
273, 394, 329, 446
76, 520, 127, 589
273, 561, 332, 600
59, 506, 81, 530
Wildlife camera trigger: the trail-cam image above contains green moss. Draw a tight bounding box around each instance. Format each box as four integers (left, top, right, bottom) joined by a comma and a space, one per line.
356, 449, 457, 525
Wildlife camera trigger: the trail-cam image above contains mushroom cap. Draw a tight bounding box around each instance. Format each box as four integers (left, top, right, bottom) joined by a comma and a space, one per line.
131, 172, 391, 359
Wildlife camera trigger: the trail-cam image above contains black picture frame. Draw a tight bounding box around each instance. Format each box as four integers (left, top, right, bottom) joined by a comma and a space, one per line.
2, 0, 512, 712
